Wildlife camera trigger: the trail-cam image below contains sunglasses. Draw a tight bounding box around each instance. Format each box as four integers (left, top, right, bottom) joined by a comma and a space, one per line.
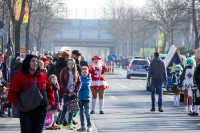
68, 62, 75, 66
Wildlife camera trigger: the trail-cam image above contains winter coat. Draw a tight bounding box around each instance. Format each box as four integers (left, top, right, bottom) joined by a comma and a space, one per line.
14, 63, 22, 74
75, 58, 82, 75
8, 71, 55, 107
0, 62, 9, 84
80, 61, 88, 67
148, 57, 167, 82
59, 68, 81, 96
78, 76, 91, 100
47, 63, 55, 77
55, 57, 66, 82
49, 83, 61, 111
10, 58, 16, 81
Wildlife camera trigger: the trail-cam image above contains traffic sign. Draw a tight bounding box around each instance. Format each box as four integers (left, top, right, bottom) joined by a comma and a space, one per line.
109, 54, 117, 61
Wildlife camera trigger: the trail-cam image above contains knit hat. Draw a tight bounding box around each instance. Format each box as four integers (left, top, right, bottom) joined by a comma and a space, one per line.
40, 57, 49, 62
174, 64, 183, 71
91, 55, 102, 61
48, 51, 53, 56
186, 57, 196, 67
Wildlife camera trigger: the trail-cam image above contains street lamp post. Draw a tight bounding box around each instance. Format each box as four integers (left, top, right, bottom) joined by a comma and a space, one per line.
191, 0, 200, 48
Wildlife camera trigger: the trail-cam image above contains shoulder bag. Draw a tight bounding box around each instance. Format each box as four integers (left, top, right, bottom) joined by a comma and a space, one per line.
17, 77, 43, 112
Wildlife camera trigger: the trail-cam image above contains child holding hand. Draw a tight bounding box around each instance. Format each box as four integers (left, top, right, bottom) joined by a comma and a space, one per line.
77, 66, 92, 132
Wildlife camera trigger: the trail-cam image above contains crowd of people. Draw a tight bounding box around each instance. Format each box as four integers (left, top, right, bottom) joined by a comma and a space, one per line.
0, 49, 110, 132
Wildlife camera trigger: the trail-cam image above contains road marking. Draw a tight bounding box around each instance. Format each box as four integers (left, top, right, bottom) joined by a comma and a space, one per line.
116, 83, 130, 89
109, 96, 117, 99
166, 96, 174, 99
138, 85, 144, 87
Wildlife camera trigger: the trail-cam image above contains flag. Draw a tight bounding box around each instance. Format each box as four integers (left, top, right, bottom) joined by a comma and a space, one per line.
158, 26, 164, 47
14, 0, 22, 21
7, 38, 14, 56
23, 2, 29, 23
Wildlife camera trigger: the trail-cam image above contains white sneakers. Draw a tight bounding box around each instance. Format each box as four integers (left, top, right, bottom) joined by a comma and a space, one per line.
87, 127, 92, 132
77, 126, 92, 132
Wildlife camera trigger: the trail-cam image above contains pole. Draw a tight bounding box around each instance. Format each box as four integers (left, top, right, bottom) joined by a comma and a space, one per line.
156, 11, 158, 51
76, 7, 77, 19
66, 8, 68, 19
149, 37, 150, 56
85, 7, 86, 19
1, 2, 4, 54
94, 8, 95, 19
193, 0, 199, 48
143, 39, 144, 57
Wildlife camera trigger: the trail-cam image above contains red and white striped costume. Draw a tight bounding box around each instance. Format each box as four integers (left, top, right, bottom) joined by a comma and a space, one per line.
88, 64, 109, 89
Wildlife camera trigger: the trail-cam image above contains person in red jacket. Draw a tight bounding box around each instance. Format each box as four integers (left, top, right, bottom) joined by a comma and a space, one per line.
88, 55, 110, 114
8, 55, 55, 133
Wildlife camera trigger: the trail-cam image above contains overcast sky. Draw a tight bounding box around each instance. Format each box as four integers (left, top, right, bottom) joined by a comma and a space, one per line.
60, 0, 146, 19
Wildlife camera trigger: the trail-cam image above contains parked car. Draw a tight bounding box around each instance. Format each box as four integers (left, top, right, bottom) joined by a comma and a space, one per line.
126, 59, 150, 79
133, 56, 148, 59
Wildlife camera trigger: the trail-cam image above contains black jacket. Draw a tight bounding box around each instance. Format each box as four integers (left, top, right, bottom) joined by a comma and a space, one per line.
0, 62, 9, 84
148, 57, 167, 82
75, 59, 81, 75
55, 57, 66, 82
47, 63, 55, 77
80, 60, 88, 67
14, 63, 22, 75
194, 64, 200, 89
10, 58, 16, 81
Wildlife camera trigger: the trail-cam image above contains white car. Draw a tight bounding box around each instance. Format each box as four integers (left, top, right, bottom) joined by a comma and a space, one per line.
126, 59, 150, 79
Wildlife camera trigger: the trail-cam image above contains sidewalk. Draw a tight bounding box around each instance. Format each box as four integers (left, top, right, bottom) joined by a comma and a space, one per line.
0, 116, 99, 133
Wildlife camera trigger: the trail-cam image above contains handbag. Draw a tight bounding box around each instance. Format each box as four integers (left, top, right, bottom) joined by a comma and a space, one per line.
17, 77, 43, 112
44, 114, 54, 128
65, 95, 79, 113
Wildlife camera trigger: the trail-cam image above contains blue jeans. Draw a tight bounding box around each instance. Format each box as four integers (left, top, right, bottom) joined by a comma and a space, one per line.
19, 109, 47, 133
151, 79, 164, 108
12, 105, 19, 118
79, 100, 91, 127
59, 95, 73, 125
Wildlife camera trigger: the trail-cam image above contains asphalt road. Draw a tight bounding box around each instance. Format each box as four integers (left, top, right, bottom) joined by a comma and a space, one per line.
91, 69, 200, 133
0, 68, 200, 133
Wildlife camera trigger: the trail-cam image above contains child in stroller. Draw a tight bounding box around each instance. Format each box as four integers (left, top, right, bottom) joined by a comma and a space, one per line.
0, 70, 11, 117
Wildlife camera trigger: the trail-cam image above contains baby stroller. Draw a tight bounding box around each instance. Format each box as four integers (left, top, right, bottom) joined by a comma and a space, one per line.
0, 86, 11, 117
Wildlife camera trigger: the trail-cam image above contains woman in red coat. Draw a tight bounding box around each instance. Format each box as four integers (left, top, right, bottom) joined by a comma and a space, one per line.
8, 55, 55, 133
88, 55, 110, 114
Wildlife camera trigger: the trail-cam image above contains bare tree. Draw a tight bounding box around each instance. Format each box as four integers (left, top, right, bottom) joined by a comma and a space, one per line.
103, 0, 142, 56
144, 0, 189, 53
30, 0, 68, 53
4, 0, 27, 53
